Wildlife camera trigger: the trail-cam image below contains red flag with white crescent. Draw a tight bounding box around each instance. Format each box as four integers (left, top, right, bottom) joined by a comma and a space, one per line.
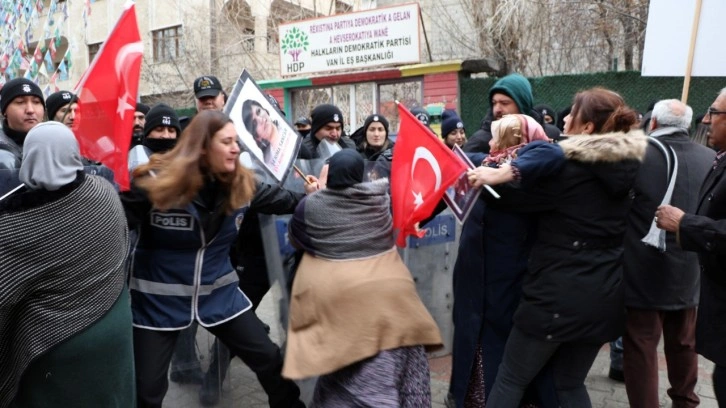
72, 2, 142, 190
391, 103, 468, 247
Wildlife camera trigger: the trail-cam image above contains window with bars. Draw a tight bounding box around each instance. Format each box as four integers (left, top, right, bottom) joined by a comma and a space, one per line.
87, 42, 102, 63
152, 25, 182, 62
241, 28, 254, 52
289, 79, 423, 135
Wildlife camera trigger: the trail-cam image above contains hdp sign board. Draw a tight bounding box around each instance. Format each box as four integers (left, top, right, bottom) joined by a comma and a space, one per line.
278, 3, 421, 77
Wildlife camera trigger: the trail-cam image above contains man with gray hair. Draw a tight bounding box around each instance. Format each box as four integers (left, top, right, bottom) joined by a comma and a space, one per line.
620, 99, 715, 407
657, 88, 726, 405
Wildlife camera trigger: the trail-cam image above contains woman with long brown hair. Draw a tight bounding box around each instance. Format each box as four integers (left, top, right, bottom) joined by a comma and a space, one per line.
468, 88, 648, 407
122, 110, 304, 408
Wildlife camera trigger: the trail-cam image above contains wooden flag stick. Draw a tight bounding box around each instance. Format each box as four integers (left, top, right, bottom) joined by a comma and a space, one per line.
681, 0, 704, 104
293, 164, 312, 185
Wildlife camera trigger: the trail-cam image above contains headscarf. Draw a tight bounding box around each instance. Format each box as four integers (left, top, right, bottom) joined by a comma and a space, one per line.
485, 114, 550, 165
19, 122, 83, 191
327, 149, 364, 189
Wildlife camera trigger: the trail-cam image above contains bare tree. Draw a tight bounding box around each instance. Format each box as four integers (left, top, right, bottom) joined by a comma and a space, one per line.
418, 0, 650, 76
140, 0, 320, 107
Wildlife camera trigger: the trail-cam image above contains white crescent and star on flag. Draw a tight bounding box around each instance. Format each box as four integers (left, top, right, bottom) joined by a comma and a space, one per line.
410, 146, 442, 209
115, 41, 143, 119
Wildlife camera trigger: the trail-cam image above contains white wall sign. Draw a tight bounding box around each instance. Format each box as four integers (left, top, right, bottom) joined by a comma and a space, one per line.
278, 3, 420, 77
642, 0, 726, 77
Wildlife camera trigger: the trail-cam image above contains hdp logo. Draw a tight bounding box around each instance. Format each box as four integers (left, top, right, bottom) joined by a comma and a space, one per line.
281, 27, 309, 73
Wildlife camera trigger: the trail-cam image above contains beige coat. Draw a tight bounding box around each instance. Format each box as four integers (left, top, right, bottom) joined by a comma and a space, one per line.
283, 248, 442, 379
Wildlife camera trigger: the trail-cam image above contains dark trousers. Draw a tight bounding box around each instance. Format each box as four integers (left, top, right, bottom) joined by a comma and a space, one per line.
170, 322, 200, 374
487, 326, 601, 408
713, 365, 726, 406
204, 260, 271, 389
134, 311, 301, 408
623, 308, 699, 408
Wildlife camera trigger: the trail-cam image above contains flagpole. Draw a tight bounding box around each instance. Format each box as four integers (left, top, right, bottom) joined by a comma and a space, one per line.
0, 184, 25, 202
292, 164, 312, 185
681, 0, 703, 104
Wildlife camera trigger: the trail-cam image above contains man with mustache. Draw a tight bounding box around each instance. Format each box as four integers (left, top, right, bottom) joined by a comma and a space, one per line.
131, 103, 149, 148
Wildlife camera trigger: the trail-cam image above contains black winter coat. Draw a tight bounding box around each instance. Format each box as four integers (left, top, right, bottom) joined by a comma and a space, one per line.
679, 152, 726, 365
494, 131, 647, 344
0, 127, 22, 169
623, 128, 714, 309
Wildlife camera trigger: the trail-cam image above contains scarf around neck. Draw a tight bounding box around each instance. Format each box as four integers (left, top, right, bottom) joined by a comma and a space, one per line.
288, 178, 393, 260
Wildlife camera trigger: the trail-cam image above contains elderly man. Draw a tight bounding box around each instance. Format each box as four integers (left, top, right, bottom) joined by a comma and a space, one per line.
0, 78, 45, 169
622, 99, 714, 408
657, 88, 726, 405
46, 90, 78, 128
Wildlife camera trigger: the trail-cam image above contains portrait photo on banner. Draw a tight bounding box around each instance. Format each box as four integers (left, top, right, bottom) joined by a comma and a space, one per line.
444, 145, 482, 224
225, 70, 301, 183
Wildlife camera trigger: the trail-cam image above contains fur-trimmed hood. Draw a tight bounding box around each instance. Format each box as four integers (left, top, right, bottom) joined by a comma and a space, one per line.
558, 130, 648, 163
558, 130, 648, 197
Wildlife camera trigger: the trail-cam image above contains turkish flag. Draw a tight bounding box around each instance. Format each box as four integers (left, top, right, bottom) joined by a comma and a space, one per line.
72, 3, 142, 191
391, 103, 467, 247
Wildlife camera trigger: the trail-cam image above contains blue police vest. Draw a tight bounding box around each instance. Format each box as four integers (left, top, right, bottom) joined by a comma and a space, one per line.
129, 203, 251, 329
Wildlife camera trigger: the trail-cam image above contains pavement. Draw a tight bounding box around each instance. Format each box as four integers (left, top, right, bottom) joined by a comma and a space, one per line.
165, 284, 719, 407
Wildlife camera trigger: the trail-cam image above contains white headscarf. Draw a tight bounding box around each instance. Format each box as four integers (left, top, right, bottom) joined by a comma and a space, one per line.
19, 122, 84, 191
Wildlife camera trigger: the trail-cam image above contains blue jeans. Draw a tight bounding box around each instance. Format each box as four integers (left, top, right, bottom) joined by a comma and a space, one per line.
487, 326, 601, 408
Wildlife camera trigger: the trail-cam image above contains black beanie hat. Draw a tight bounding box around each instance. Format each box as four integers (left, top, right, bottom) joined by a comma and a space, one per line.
363, 113, 389, 138
411, 107, 430, 127
533, 104, 556, 124
310, 104, 344, 138
46, 90, 77, 120
135, 102, 150, 115
441, 110, 464, 137
144, 103, 181, 137
0, 78, 45, 114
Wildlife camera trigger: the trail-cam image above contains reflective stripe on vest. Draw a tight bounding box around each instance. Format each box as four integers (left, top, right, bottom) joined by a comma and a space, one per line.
129, 271, 239, 296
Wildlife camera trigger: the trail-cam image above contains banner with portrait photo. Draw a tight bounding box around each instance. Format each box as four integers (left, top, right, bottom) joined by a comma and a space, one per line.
225, 70, 301, 184
443, 145, 482, 224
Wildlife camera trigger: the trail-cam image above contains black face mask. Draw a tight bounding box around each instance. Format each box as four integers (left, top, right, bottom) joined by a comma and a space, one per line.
298, 129, 310, 138
131, 129, 144, 147
143, 137, 177, 153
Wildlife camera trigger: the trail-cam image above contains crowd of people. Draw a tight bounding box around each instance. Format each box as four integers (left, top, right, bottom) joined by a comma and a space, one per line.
0, 69, 724, 408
